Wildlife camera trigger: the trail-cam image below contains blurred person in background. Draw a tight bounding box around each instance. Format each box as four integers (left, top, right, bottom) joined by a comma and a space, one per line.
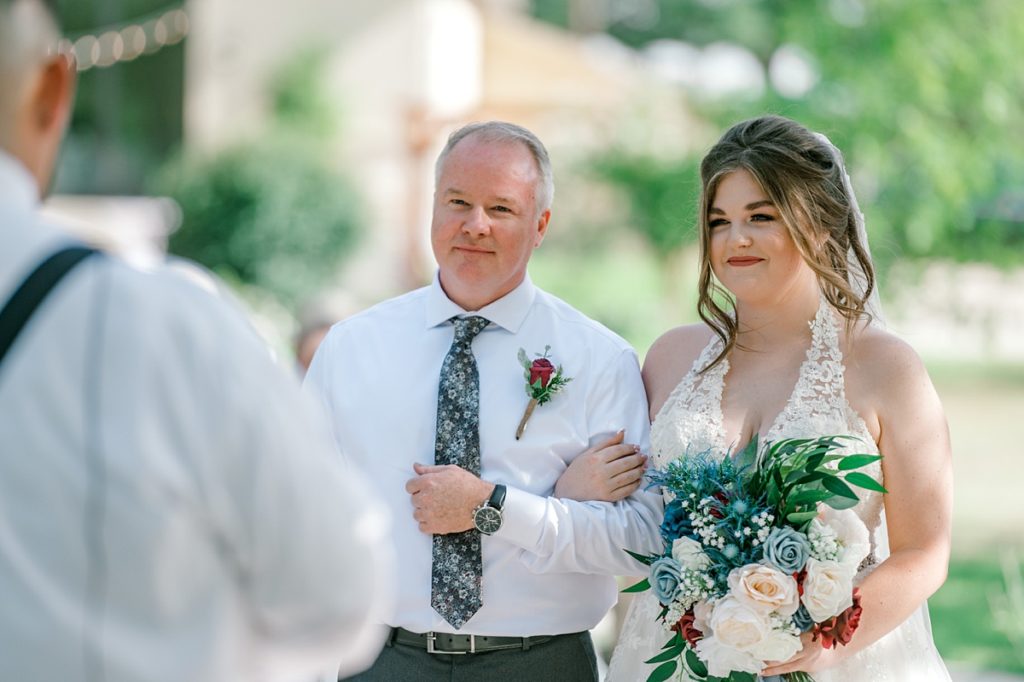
0, 1, 392, 680
296, 319, 334, 376
304, 121, 661, 681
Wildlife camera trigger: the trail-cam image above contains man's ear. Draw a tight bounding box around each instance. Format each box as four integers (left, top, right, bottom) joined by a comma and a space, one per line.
533, 209, 551, 248
31, 52, 76, 135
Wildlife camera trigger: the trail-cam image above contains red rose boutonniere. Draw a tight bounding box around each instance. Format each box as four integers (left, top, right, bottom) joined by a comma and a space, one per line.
515, 346, 572, 440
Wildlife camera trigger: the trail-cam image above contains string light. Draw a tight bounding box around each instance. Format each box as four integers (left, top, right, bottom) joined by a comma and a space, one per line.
69, 4, 189, 72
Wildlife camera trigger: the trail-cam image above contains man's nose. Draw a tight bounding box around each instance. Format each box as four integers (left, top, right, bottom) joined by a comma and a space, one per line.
462, 207, 491, 236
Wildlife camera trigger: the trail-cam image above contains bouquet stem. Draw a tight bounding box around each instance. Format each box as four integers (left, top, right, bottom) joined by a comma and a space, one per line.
515, 398, 539, 440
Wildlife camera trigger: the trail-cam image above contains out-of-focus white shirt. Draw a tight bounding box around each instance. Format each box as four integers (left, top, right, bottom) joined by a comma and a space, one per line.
0, 151, 392, 682
304, 274, 663, 637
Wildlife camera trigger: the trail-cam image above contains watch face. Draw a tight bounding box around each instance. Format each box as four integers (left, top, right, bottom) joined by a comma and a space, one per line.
474, 507, 502, 535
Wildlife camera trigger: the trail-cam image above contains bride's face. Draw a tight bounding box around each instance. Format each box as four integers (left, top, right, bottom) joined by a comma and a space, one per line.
707, 168, 816, 305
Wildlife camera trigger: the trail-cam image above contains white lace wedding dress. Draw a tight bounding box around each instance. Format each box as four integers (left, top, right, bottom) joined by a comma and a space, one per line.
607, 304, 951, 681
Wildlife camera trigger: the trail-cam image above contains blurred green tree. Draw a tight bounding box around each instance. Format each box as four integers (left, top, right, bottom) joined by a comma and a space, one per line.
154, 49, 361, 305
533, 0, 1024, 270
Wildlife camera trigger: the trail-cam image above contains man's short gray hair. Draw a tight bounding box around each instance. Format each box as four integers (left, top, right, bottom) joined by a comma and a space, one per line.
0, 0, 62, 123
434, 121, 554, 215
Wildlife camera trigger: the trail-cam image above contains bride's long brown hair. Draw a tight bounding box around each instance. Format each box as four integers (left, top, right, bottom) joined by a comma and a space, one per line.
697, 115, 875, 372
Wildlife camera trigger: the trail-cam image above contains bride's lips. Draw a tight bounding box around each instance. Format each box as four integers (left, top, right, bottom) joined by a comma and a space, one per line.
726, 256, 764, 266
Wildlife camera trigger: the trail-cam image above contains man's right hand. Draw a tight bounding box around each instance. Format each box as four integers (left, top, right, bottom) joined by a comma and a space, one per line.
554, 430, 647, 502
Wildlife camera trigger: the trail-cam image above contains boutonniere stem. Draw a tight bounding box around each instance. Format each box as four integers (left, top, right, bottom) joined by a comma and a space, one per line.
515, 346, 572, 440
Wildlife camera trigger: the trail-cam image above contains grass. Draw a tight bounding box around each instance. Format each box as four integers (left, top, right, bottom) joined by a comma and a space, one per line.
932, 554, 1024, 674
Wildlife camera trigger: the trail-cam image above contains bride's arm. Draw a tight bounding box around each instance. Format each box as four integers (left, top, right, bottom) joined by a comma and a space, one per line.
763, 333, 953, 675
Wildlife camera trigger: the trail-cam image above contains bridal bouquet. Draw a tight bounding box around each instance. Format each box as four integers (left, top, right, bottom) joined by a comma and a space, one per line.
625, 437, 885, 682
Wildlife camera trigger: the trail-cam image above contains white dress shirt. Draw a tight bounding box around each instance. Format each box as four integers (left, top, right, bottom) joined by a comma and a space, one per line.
304, 274, 663, 637
0, 151, 392, 682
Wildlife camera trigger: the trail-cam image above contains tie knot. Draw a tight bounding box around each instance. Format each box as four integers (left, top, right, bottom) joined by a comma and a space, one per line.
451, 316, 488, 347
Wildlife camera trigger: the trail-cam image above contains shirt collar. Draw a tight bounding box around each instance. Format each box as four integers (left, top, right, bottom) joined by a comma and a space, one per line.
425, 272, 537, 333
0, 150, 40, 213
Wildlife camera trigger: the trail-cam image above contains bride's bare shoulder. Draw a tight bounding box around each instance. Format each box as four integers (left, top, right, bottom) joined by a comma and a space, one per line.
846, 324, 932, 400
642, 324, 716, 415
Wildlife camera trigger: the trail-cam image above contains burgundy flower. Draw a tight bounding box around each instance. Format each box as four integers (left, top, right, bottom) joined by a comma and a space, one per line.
529, 358, 555, 388
709, 491, 729, 519
672, 611, 704, 648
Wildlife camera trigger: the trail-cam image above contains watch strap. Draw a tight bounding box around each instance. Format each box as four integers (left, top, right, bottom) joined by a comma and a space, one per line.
488, 483, 507, 511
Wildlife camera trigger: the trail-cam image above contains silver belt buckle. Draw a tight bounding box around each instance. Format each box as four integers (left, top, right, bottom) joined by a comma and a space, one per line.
426, 632, 474, 655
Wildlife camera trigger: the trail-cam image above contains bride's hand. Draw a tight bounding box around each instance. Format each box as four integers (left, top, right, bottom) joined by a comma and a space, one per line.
760, 631, 844, 676
554, 430, 647, 502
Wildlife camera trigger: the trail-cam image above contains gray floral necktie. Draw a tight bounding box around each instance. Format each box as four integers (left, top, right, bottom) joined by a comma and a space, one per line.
430, 315, 489, 629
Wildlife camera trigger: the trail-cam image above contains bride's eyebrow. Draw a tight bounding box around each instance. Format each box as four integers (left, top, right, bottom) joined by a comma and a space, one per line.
707, 200, 775, 215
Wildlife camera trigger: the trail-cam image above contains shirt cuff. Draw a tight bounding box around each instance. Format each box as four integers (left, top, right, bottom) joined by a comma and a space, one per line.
496, 485, 552, 552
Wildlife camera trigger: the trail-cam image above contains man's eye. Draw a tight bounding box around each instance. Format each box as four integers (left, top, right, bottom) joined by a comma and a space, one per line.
450, 199, 469, 207
491, 205, 511, 213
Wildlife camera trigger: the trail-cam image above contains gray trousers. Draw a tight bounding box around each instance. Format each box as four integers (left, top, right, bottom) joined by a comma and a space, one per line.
343, 631, 598, 682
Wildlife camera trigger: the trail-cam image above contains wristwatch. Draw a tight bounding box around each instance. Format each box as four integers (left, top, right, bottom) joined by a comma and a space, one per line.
472, 484, 507, 535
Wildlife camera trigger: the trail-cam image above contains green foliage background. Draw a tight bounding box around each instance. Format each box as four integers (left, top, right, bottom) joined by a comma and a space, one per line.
154, 138, 360, 305
533, 0, 1024, 271
152, 48, 360, 306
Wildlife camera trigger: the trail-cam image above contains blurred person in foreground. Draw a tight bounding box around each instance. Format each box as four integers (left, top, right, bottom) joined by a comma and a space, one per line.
303, 121, 662, 681
587, 115, 952, 680
0, 1, 392, 680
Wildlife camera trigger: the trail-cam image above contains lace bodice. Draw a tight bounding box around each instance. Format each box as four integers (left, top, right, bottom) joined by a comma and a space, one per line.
608, 303, 950, 682
650, 302, 884, 530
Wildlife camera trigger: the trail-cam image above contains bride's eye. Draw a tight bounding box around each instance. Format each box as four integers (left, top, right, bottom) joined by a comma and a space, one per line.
750, 213, 776, 222
708, 218, 729, 229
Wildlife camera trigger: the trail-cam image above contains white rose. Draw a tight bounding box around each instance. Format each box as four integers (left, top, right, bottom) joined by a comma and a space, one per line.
727, 563, 800, 616
693, 599, 715, 635
695, 635, 762, 677
749, 628, 803, 663
708, 596, 771, 651
802, 557, 855, 622
820, 507, 870, 571
672, 536, 711, 571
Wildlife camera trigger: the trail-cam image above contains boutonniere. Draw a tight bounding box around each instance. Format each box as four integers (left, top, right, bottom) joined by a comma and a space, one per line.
515, 345, 572, 440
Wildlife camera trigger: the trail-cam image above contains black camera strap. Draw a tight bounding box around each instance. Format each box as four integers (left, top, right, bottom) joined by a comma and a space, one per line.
0, 245, 99, 370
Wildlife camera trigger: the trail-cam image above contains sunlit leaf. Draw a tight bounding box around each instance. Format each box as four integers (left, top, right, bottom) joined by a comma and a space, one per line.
647, 659, 678, 682
838, 454, 883, 471
845, 471, 888, 493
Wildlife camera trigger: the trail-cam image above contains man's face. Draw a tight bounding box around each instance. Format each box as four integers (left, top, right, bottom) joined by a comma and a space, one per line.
431, 135, 550, 311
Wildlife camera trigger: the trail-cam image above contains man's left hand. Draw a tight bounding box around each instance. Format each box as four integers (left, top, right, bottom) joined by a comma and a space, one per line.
406, 463, 494, 534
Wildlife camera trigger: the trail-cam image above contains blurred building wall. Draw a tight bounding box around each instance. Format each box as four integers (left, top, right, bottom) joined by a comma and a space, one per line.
181, 0, 702, 300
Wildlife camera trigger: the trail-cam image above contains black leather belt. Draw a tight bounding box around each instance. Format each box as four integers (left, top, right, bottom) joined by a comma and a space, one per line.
391, 627, 559, 654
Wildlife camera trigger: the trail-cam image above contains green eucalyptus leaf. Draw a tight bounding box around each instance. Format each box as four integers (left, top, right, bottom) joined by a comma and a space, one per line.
789, 489, 833, 507
824, 495, 859, 510
787, 510, 819, 524
517, 348, 529, 368
685, 647, 708, 677
838, 454, 882, 471
791, 471, 829, 487
645, 647, 684, 664
647, 660, 678, 682
822, 475, 859, 500
622, 578, 651, 593
625, 549, 656, 566
844, 471, 888, 493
